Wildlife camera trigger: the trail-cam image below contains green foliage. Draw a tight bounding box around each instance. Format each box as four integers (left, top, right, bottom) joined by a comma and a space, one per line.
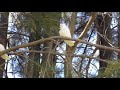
104, 61, 120, 78
26, 12, 61, 37
8, 12, 61, 78
13, 12, 61, 37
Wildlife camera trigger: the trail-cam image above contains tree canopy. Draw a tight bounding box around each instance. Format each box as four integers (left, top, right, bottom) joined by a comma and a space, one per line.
0, 12, 119, 78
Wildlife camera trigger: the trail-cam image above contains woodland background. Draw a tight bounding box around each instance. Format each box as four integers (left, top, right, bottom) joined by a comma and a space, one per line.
0, 12, 120, 78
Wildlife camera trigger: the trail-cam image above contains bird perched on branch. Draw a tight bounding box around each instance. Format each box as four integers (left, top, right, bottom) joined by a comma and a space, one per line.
59, 20, 75, 47
0, 44, 10, 60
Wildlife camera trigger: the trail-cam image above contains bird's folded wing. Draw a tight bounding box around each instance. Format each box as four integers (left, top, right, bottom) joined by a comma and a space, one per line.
1, 54, 10, 60
64, 40, 75, 47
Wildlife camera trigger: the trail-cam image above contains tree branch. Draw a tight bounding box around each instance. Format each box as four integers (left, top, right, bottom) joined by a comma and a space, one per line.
10, 50, 108, 63
78, 12, 97, 39
73, 12, 97, 49
1, 36, 120, 57
70, 12, 77, 36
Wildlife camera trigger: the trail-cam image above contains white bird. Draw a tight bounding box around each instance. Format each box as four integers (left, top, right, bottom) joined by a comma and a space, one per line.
59, 22, 75, 47
0, 44, 10, 60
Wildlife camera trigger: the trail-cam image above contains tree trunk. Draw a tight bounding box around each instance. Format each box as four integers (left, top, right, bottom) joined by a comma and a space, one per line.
95, 13, 112, 77
25, 32, 40, 78
40, 41, 56, 78
64, 13, 77, 78
64, 46, 73, 78
25, 12, 60, 78
118, 13, 120, 59
0, 12, 9, 78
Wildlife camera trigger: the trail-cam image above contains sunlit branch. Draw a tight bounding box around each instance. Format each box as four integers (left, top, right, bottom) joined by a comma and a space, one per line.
1, 36, 120, 58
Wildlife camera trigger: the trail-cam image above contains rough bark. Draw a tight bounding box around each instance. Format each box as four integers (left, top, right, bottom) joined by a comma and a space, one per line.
0, 12, 9, 78
95, 13, 112, 76
25, 32, 40, 78
64, 13, 77, 78
118, 13, 120, 59
40, 41, 56, 78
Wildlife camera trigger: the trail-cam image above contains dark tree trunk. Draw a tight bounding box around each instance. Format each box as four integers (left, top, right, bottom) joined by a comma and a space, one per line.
0, 12, 9, 78
40, 41, 56, 78
25, 31, 40, 78
118, 13, 120, 59
95, 13, 112, 76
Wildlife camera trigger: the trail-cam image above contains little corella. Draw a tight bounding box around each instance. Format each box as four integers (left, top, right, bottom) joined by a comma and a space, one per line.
0, 44, 10, 60
59, 21, 75, 47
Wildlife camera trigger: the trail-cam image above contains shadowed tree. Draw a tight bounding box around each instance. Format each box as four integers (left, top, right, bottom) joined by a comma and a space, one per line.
95, 12, 112, 77
0, 12, 9, 78
23, 12, 60, 78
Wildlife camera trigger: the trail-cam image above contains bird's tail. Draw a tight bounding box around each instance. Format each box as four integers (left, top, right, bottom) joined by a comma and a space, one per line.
1, 54, 10, 60
64, 40, 75, 47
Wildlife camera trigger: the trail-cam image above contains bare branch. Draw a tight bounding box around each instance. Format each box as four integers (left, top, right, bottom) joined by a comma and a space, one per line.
10, 50, 109, 63
1, 36, 120, 57
78, 12, 97, 39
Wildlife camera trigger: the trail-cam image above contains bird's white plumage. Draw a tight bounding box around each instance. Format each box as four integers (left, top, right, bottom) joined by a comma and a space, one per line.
59, 23, 75, 47
0, 44, 10, 60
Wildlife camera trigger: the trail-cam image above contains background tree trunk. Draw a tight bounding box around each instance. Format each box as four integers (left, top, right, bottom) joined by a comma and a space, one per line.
64, 46, 73, 78
64, 13, 77, 78
95, 13, 112, 77
118, 13, 120, 59
40, 41, 56, 78
0, 12, 9, 78
25, 31, 40, 78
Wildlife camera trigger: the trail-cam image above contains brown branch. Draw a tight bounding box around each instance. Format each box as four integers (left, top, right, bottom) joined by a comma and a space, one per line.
78, 12, 97, 39
70, 12, 77, 36
86, 48, 98, 78
73, 12, 97, 49
1, 36, 120, 57
10, 50, 108, 63
65, 13, 97, 67
7, 32, 30, 37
